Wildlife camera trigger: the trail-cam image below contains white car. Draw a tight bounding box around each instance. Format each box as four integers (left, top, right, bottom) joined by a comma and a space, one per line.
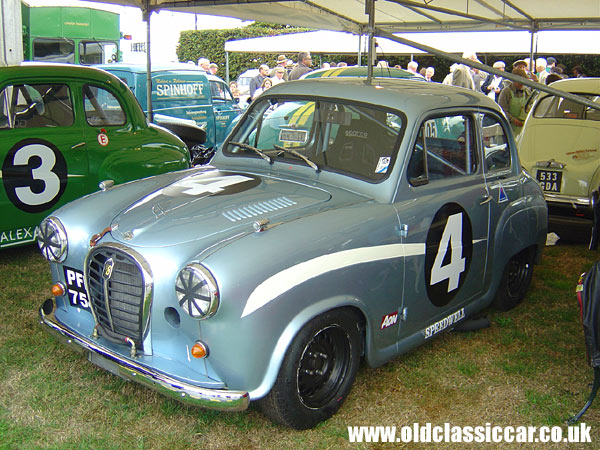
517, 78, 600, 245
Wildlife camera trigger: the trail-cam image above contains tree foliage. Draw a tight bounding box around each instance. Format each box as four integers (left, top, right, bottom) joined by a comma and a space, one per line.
177, 22, 310, 80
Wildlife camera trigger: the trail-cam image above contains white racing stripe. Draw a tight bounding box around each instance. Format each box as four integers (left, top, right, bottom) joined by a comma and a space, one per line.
241, 243, 426, 318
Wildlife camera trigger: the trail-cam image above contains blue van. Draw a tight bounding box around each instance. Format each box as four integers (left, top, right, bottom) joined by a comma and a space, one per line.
96, 63, 241, 151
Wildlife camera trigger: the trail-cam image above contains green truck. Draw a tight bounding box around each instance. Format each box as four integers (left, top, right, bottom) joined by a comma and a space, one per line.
21, 2, 120, 65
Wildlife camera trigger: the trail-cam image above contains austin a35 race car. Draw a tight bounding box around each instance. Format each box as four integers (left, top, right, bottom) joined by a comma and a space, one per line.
0, 64, 190, 248
38, 77, 547, 429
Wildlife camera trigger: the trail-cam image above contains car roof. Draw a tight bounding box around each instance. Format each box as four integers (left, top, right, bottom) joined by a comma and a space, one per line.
238, 69, 259, 79
264, 77, 500, 113
547, 77, 600, 94
301, 66, 424, 81
94, 63, 225, 82
1, 62, 122, 83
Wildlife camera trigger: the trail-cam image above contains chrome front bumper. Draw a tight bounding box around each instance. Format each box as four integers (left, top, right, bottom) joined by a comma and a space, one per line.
39, 298, 249, 412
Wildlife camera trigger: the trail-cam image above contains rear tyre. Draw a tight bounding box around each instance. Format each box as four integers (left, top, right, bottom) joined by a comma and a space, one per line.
257, 309, 361, 429
492, 247, 535, 311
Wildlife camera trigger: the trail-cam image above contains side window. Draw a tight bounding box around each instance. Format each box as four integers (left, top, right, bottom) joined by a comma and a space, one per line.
408, 115, 477, 185
33, 38, 75, 64
210, 81, 232, 101
83, 85, 126, 126
533, 94, 600, 121
0, 84, 74, 129
480, 113, 511, 172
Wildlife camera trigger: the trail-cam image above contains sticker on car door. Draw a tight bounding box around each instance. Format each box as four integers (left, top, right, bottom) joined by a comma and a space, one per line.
425, 203, 473, 307
2, 139, 67, 213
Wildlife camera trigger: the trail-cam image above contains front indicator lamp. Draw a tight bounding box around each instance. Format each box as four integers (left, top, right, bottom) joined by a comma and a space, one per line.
191, 341, 208, 359
51, 282, 65, 297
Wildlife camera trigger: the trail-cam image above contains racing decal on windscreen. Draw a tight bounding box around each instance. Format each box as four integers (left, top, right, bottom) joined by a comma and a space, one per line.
425, 203, 473, 307
2, 139, 67, 213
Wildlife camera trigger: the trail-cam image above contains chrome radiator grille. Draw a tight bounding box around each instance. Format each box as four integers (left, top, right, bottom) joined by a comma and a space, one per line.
86, 246, 149, 348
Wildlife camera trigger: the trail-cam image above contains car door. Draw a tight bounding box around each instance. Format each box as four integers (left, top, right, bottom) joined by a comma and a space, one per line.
80, 82, 144, 185
210, 79, 240, 146
479, 111, 523, 254
0, 81, 89, 248
395, 112, 490, 339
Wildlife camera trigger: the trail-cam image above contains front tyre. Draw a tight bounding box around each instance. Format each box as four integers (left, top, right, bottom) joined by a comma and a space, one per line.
258, 309, 361, 429
492, 247, 535, 311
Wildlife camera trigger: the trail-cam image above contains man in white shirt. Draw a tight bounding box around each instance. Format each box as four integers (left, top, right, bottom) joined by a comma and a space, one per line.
481, 61, 506, 102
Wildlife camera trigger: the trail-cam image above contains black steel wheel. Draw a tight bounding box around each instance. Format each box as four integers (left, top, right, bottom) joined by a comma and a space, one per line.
493, 247, 535, 311
257, 309, 361, 429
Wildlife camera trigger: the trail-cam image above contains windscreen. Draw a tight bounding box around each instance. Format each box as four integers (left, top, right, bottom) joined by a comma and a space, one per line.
225, 97, 404, 182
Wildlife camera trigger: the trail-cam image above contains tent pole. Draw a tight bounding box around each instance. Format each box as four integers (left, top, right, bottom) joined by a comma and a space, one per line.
226, 51, 230, 84
143, 1, 153, 123
366, 0, 376, 83
529, 28, 535, 76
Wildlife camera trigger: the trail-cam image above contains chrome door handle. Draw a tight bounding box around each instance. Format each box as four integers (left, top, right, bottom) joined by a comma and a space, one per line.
480, 195, 492, 205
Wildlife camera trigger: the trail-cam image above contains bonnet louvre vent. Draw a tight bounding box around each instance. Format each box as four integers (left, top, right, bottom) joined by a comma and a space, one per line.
222, 197, 297, 222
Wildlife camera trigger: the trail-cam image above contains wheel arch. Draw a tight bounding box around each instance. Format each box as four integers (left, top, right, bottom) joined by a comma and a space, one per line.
248, 299, 366, 400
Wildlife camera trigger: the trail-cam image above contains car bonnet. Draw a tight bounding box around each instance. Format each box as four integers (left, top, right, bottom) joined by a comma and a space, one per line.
109, 170, 338, 247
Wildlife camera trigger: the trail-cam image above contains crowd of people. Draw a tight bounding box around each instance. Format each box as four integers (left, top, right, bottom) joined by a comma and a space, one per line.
195, 51, 589, 131
410, 53, 585, 135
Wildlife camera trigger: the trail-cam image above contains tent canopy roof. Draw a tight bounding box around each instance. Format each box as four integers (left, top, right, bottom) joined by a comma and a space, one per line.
86, 1, 600, 34
224, 29, 600, 55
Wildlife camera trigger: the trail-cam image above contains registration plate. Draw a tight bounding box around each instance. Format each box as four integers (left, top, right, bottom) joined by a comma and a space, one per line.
536, 170, 562, 193
63, 266, 90, 310
88, 352, 125, 379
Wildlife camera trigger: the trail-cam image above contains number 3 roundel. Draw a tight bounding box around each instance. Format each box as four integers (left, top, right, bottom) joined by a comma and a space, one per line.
425, 203, 473, 307
2, 139, 67, 213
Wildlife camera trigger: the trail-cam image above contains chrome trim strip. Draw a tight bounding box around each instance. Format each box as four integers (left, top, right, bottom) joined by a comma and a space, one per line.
39, 299, 249, 412
544, 193, 591, 206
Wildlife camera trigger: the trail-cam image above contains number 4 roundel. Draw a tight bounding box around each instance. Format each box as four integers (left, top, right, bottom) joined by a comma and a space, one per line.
424, 203, 473, 307
2, 139, 68, 214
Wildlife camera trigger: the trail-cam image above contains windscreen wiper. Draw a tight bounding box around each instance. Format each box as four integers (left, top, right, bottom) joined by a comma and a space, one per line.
274, 144, 320, 172
229, 141, 273, 164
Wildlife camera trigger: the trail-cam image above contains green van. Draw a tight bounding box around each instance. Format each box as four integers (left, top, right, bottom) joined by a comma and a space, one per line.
0, 63, 190, 248
96, 63, 242, 151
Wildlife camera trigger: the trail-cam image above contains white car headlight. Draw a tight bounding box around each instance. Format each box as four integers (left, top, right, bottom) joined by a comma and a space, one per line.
38, 217, 68, 263
175, 263, 219, 319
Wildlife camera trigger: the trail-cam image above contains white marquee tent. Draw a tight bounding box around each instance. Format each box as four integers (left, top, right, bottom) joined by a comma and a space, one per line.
224, 29, 600, 56
35, 0, 600, 115
67, 0, 600, 33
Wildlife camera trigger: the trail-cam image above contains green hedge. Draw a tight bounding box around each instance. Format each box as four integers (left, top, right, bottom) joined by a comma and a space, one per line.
176, 22, 310, 81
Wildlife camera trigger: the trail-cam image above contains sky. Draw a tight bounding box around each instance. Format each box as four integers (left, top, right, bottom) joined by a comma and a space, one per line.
24, 0, 249, 63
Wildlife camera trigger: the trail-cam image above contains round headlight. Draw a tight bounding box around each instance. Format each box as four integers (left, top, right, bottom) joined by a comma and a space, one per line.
175, 264, 219, 319
38, 217, 68, 263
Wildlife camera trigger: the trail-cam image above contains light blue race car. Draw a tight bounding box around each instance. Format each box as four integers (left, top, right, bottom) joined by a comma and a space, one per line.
38, 76, 547, 429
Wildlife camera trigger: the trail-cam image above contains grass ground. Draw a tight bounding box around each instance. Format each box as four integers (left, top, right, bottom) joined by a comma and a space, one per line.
0, 242, 599, 449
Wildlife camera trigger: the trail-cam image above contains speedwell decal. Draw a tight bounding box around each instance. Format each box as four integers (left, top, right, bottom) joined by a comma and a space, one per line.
241, 243, 426, 318
423, 308, 465, 339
